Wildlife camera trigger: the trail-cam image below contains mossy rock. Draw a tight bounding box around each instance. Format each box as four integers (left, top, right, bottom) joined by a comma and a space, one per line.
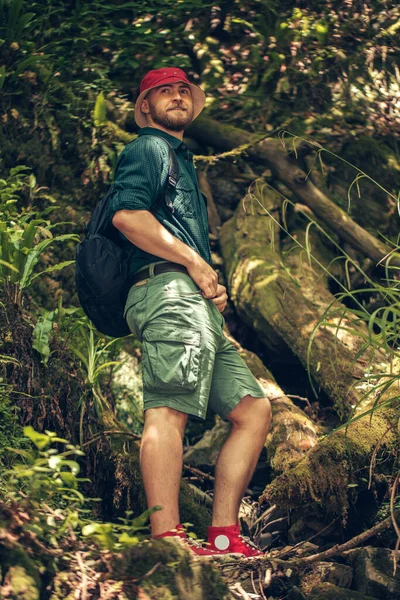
345, 547, 400, 600
307, 582, 376, 599
109, 537, 230, 600
0, 565, 40, 600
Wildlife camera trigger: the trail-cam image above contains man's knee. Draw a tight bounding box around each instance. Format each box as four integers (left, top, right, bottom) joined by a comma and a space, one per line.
143, 406, 188, 437
227, 395, 271, 431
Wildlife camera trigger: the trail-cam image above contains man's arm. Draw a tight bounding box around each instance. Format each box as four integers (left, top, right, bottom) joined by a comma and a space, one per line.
112, 209, 219, 299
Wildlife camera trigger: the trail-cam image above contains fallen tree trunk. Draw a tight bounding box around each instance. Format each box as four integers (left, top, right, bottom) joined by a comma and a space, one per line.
188, 117, 400, 268
219, 181, 378, 418
217, 181, 399, 516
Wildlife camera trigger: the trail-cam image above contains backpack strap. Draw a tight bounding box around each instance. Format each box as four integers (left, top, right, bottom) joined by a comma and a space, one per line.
149, 137, 179, 215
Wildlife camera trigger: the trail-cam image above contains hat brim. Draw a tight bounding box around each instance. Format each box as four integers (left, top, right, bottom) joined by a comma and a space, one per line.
134, 77, 206, 128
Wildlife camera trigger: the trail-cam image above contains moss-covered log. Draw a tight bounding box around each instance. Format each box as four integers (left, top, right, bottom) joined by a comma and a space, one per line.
261, 398, 399, 516
219, 182, 378, 418
217, 180, 399, 516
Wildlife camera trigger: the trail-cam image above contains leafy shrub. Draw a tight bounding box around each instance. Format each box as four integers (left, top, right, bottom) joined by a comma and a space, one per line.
0, 165, 79, 304
3, 425, 157, 550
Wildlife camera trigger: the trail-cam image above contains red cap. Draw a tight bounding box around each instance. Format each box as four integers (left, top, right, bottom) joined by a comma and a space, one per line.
134, 67, 206, 128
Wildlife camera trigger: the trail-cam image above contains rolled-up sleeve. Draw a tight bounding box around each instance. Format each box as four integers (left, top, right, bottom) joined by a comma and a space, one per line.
109, 136, 169, 220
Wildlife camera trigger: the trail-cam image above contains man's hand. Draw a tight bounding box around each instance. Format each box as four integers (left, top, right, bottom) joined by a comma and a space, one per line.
210, 284, 228, 313
186, 256, 219, 299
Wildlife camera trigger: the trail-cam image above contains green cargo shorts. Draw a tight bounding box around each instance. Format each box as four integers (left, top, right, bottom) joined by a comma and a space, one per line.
124, 268, 265, 420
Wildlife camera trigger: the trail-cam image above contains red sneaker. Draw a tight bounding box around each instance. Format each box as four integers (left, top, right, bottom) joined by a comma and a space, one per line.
207, 524, 263, 557
154, 524, 218, 557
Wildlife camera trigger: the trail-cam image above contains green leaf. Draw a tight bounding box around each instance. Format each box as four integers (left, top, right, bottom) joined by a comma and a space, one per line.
29, 174, 36, 189
19, 234, 79, 289
60, 487, 84, 502
59, 471, 78, 488
118, 532, 140, 545
5, 447, 34, 462
14, 54, 47, 76
130, 506, 161, 529
48, 455, 63, 470
93, 91, 107, 127
23, 425, 50, 450
30, 260, 75, 283
82, 522, 101, 536
0, 258, 18, 272
62, 460, 81, 475
0, 65, 6, 90
32, 311, 55, 366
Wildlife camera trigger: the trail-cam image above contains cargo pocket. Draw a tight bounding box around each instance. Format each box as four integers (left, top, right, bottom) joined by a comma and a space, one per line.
124, 284, 148, 339
142, 325, 201, 394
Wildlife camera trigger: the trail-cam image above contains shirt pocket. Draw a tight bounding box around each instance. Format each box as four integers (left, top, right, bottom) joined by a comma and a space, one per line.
142, 325, 201, 394
173, 179, 196, 217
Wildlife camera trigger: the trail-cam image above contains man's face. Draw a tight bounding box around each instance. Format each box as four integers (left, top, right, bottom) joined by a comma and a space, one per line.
141, 82, 194, 131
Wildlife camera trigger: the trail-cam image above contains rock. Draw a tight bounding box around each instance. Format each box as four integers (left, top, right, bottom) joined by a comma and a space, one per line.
286, 586, 308, 600
345, 546, 400, 600
301, 561, 353, 594
288, 517, 339, 546
109, 537, 230, 600
308, 582, 376, 599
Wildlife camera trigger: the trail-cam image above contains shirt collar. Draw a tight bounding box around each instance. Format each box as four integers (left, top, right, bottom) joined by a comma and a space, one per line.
138, 127, 188, 153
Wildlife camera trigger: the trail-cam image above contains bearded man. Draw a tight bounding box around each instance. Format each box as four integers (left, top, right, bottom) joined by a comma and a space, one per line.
110, 68, 271, 556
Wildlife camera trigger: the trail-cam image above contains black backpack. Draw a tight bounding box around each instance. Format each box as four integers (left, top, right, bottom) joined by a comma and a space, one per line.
75, 138, 179, 337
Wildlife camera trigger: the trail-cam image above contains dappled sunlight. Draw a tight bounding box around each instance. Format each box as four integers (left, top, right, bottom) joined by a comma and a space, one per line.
254, 272, 279, 289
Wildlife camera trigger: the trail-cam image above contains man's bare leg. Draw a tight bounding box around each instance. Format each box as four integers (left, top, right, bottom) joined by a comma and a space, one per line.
140, 406, 188, 536
212, 395, 271, 526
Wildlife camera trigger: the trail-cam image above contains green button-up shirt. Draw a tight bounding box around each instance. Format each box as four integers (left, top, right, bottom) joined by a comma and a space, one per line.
108, 126, 212, 275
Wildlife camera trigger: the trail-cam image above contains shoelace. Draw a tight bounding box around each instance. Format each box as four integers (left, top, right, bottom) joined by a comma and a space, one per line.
185, 536, 212, 549
238, 534, 260, 551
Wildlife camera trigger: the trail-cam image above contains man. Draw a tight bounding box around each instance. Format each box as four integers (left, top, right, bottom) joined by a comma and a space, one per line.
110, 67, 271, 557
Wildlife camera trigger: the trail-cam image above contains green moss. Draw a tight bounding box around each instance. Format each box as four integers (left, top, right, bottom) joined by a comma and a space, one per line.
1, 565, 40, 600
179, 482, 212, 539
308, 582, 376, 599
109, 538, 229, 600
262, 407, 399, 517
49, 572, 82, 600
0, 544, 42, 600
0, 388, 24, 468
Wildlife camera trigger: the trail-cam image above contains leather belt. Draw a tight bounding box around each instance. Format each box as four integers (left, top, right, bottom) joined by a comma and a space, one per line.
131, 261, 188, 285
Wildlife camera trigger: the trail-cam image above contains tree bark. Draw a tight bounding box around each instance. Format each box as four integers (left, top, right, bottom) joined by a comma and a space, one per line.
216, 183, 399, 515
219, 181, 379, 419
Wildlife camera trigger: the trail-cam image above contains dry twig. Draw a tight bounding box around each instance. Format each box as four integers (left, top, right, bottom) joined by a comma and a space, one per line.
82, 430, 141, 448
283, 511, 400, 566
252, 504, 277, 529
390, 471, 400, 575
183, 464, 215, 482
76, 551, 88, 600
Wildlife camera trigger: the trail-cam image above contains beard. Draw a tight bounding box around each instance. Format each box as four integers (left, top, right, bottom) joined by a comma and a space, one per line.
148, 102, 194, 131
